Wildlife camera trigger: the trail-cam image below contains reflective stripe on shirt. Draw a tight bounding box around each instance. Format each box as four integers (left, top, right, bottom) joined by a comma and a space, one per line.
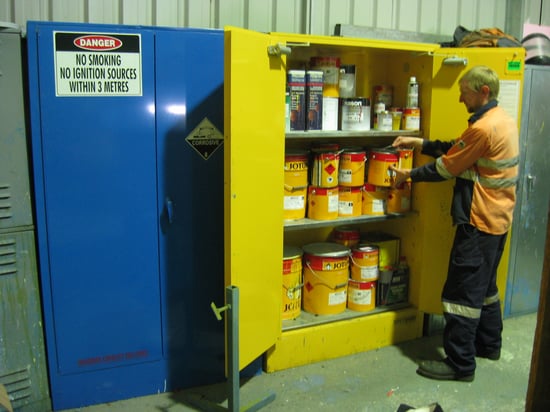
435, 155, 518, 189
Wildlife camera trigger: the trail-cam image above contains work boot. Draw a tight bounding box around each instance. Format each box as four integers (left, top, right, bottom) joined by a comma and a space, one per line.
416, 359, 475, 382
476, 348, 501, 361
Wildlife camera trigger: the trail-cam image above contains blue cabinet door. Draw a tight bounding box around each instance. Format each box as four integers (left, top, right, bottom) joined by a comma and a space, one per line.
155, 28, 226, 389
28, 22, 163, 408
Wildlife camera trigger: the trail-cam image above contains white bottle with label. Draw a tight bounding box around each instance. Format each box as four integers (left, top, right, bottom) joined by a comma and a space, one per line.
406, 76, 419, 108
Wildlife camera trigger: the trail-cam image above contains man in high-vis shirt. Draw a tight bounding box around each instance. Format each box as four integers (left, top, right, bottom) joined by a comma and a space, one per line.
390, 65, 519, 382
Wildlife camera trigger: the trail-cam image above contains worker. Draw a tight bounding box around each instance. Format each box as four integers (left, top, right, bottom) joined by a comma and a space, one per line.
389, 65, 519, 382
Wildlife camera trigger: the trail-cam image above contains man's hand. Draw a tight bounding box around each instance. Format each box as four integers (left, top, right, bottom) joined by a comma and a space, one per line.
392, 136, 423, 150
389, 165, 411, 187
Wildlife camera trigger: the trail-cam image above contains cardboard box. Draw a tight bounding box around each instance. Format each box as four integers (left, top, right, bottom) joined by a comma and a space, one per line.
361, 231, 400, 268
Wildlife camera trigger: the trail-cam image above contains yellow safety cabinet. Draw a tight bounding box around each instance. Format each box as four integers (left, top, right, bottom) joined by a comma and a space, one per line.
223, 27, 524, 372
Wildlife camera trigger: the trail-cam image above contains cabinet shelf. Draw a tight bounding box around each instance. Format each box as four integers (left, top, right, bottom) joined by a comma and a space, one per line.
286, 130, 422, 140
284, 212, 414, 231
282, 302, 412, 331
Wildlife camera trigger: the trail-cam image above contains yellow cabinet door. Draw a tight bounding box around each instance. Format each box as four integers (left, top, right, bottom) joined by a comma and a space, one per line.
416, 47, 524, 314
224, 27, 286, 370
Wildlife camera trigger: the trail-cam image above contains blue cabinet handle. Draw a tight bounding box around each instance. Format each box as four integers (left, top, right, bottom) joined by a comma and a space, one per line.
165, 198, 174, 224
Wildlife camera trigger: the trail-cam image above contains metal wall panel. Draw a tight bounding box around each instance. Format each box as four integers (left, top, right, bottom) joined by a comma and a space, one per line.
88, 0, 120, 24
543, 0, 550, 24
0, 0, 534, 37
524, 0, 542, 24
309, 0, 508, 36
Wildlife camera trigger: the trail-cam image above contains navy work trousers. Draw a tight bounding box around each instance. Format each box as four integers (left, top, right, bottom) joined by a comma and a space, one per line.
442, 223, 507, 375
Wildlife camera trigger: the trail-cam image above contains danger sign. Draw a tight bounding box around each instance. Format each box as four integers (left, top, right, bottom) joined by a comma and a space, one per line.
54, 31, 142, 97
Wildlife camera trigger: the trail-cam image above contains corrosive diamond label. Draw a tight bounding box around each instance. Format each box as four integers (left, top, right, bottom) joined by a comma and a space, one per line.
185, 117, 224, 160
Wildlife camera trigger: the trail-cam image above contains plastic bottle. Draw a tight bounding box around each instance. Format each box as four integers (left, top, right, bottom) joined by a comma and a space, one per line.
338, 64, 356, 98
406, 76, 419, 108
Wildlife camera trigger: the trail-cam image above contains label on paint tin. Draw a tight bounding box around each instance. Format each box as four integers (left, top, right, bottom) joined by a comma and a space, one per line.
284, 195, 306, 210
328, 290, 347, 305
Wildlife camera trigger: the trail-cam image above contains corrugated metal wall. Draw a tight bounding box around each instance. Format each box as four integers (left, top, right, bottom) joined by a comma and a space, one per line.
0, 0, 536, 38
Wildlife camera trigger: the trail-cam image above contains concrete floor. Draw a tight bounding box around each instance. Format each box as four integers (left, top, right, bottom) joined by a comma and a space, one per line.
61, 312, 536, 412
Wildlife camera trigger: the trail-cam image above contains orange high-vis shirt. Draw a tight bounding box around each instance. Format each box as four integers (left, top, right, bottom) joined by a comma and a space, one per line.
435, 106, 519, 234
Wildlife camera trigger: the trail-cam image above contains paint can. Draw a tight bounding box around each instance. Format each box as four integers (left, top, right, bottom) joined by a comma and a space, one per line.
284, 150, 309, 189
350, 244, 379, 281
331, 226, 361, 248
339, 148, 366, 187
340, 98, 371, 131
367, 150, 398, 187
387, 181, 412, 214
397, 147, 414, 169
284, 150, 308, 220
347, 279, 376, 312
361, 232, 400, 268
402, 107, 421, 131
307, 186, 339, 220
338, 186, 362, 217
361, 183, 388, 215
376, 110, 393, 131
311, 150, 340, 188
287, 70, 306, 131
283, 186, 307, 220
282, 245, 303, 320
302, 242, 350, 315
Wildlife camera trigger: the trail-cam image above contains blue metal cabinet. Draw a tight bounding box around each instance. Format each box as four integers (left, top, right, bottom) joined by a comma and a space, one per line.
27, 21, 225, 410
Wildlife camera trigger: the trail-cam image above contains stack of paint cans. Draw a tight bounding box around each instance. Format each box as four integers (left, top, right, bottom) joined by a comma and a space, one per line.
363, 149, 395, 215
281, 230, 408, 319
338, 148, 366, 218
387, 147, 413, 214
283, 144, 412, 221
308, 144, 340, 220
364, 147, 413, 215
348, 244, 379, 311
